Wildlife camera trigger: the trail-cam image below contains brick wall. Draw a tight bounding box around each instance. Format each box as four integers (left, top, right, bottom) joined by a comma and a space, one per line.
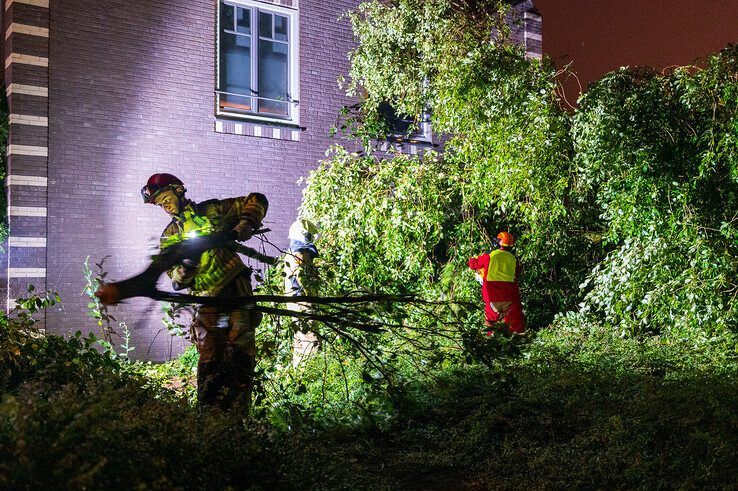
3, 0, 50, 316
3, 0, 540, 361
509, 0, 542, 60
45, 0, 359, 360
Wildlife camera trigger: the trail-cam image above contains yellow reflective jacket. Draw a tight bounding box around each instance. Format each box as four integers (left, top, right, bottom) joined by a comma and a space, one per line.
486, 249, 518, 282
163, 194, 268, 295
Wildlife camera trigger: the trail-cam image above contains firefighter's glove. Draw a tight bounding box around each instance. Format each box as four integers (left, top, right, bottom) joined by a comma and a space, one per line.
172, 279, 191, 291
181, 255, 201, 270
171, 261, 197, 290
231, 222, 254, 242
95, 284, 121, 305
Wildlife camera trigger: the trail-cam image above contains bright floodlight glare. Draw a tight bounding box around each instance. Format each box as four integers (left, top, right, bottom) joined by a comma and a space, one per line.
186, 231, 199, 239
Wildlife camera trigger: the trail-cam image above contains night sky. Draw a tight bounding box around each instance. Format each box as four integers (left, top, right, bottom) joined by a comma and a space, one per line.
534, 0, 738, 104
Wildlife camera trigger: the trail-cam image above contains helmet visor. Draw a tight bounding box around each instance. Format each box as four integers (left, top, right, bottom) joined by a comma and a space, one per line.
141, 183, 166, 203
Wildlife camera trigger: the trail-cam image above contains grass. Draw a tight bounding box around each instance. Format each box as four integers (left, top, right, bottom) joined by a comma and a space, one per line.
2, 317, 737, 489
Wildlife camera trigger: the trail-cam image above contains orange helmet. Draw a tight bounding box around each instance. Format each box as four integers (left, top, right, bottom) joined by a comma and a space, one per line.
497, 231, 515, 248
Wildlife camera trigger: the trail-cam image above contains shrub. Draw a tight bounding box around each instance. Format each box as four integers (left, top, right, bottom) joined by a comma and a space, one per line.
572, 47, 738, 337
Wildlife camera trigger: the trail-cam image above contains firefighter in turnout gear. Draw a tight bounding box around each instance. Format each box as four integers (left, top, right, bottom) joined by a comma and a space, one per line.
141, 173, 268, 410
468, 231, 526, 334
284, 218, 320, 366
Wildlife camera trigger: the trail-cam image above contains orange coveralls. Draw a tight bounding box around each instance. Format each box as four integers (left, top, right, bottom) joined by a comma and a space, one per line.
468, 249, 526, 333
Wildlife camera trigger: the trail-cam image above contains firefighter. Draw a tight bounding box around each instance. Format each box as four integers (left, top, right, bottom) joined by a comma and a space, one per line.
141, 173, 268, 410
284, 218, 320, 366
468, 231, 526, 334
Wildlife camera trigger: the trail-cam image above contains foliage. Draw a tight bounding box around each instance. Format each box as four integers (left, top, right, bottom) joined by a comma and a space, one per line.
243, 11, 738, 487
82, 255, 135, 361
0, 295, 388, 488
303, 3, 738, 346
2, 296, 737, 488
573, 48, 738, 336
83, 256, 194, 390
82, 256, 117, 337
1, 289, 117, 395
2, 2, 738, 487
322, 0, 598, 336
342, 0, 515, 142
133, 344, 198, 402
251, 7, 738, 477
160, 300, 193, 338
381, 350, 738, 488
253, 1, 586, 422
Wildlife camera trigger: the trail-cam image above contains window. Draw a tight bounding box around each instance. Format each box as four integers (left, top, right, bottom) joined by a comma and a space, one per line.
378, 102, 432, 144
217, 0, 299, 125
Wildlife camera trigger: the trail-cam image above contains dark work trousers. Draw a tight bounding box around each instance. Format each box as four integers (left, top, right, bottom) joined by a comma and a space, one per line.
190, 273, 260, 411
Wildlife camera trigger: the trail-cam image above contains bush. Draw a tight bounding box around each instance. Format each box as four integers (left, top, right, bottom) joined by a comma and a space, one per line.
572, 48, 738, 337
0, 298, 393, 489
2, 2, 737, 487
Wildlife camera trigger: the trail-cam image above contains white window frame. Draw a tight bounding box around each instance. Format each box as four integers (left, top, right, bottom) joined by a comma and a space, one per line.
216, 0, 300, 126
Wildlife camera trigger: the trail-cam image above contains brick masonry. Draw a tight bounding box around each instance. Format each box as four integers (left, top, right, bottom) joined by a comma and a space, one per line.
47, 0, 358, 360
2, 0, 50, 324
2, 0, 541, 360
508, 0, 542, 59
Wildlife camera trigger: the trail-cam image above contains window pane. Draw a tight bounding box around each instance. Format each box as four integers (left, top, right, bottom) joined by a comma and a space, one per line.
259, 11, 273, 38
258, 39, 289, 116
220, 32, 252, 111
220, 93, 253, 112
236, 7, 251, 34
220, 2, 234, 31
274, 15, 288, 41
379, 102, 412, 134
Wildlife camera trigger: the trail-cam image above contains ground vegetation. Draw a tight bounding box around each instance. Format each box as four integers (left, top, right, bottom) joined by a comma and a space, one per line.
1, 1, 737, 487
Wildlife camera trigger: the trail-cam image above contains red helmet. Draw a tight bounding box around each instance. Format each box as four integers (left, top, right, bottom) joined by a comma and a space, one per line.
141, 173, 185, 204
497, 231, 515, 248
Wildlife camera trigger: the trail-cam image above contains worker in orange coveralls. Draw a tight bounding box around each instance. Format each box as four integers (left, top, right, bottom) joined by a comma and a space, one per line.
468, 231, 526, 334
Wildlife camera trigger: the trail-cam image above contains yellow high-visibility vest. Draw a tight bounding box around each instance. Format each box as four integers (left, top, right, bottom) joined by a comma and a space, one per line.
486, 250, 517, 282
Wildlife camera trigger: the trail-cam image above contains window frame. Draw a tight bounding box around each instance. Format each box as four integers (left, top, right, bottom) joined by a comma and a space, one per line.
399, 112, 432, 144
216, 0, 300, 126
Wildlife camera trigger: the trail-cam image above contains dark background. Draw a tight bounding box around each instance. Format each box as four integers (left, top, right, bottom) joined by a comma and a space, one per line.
535, 0, 738, 105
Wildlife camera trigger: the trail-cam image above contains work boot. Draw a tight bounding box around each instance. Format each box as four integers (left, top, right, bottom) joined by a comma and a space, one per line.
197, 361, 228, 409
220, 348, 256, 413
